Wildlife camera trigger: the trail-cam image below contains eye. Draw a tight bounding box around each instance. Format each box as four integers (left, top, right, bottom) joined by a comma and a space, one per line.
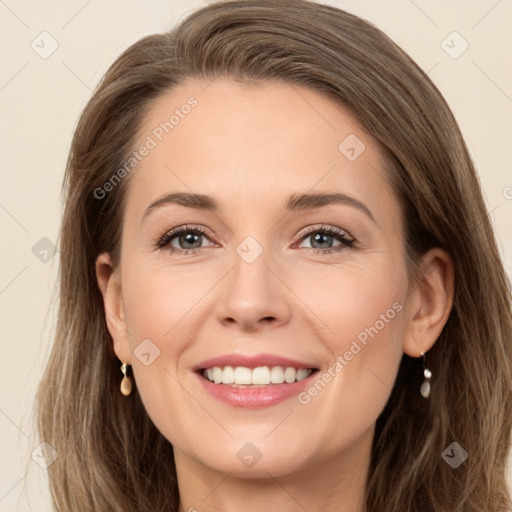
294, 224, 355, 254
155, 225, 215, 255
155, 223, 355, 256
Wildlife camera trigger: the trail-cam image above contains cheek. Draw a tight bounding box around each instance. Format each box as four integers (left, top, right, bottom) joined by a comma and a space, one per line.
292, 260, 407, 450
122, 260, 219, 342
290, 256, 407, 352
119, 264, 212, 430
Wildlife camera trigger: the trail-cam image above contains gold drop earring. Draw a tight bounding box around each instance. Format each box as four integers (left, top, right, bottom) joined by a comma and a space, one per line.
120, 362, 132, 396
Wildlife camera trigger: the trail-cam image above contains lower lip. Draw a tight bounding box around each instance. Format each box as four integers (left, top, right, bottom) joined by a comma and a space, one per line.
194, 371, 318, 409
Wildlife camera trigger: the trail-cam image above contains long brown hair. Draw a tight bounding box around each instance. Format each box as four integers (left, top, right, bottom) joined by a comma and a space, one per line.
33, 0, 512, 510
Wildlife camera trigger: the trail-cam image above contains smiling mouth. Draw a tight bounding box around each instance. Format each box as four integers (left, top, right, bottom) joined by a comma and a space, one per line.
197, 365, 320, 387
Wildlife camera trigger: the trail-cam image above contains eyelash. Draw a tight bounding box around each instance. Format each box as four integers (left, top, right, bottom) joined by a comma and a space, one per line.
155, 224, 355, 256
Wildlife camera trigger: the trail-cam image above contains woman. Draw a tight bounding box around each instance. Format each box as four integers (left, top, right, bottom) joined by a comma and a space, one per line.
34, 0, 512, 510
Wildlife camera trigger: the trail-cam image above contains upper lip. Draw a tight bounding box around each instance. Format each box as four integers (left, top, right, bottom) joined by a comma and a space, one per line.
192, 353, 319, 371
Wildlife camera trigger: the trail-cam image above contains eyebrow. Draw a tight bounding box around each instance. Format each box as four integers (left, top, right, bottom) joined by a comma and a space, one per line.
142, 191, 375, 223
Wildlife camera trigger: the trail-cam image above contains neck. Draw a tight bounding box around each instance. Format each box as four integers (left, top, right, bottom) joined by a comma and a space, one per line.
175, 426, 373, 512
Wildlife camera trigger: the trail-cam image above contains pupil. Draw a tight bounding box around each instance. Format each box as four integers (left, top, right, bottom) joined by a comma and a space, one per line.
312, 233, 332, 249
181, 233, 201, 249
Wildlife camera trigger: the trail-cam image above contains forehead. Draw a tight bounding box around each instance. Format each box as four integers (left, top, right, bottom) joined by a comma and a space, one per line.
125, 77, 399, 225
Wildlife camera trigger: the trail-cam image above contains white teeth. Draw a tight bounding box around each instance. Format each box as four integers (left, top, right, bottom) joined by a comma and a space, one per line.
221, 366, 235, 384
201, 365, 313, 386
251, 366, 271, 385
296, 368, 310, 381
284, 367, 296, 383
233, 366, 252, 384
270, 366, 285, 384
212, 367, 223, 384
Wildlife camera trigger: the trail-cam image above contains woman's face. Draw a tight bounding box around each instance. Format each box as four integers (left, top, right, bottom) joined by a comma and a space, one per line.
101, 77, 421, 478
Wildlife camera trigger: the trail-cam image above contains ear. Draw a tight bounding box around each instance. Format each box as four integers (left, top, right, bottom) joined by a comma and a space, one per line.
95, 252, 131, 364
403, 248, 454, 357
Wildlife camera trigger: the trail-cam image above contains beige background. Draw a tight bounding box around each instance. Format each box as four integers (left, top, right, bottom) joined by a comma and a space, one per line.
0, 0, 511, 509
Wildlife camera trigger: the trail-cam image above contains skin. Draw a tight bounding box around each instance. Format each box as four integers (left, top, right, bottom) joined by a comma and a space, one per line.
96, 77, 454, 512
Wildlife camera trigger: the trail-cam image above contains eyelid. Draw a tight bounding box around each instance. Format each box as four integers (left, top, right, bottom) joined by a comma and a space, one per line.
294, 223, 354, 242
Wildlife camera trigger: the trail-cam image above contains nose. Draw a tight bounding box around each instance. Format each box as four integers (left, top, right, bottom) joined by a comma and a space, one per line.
216, 247, 291, 332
